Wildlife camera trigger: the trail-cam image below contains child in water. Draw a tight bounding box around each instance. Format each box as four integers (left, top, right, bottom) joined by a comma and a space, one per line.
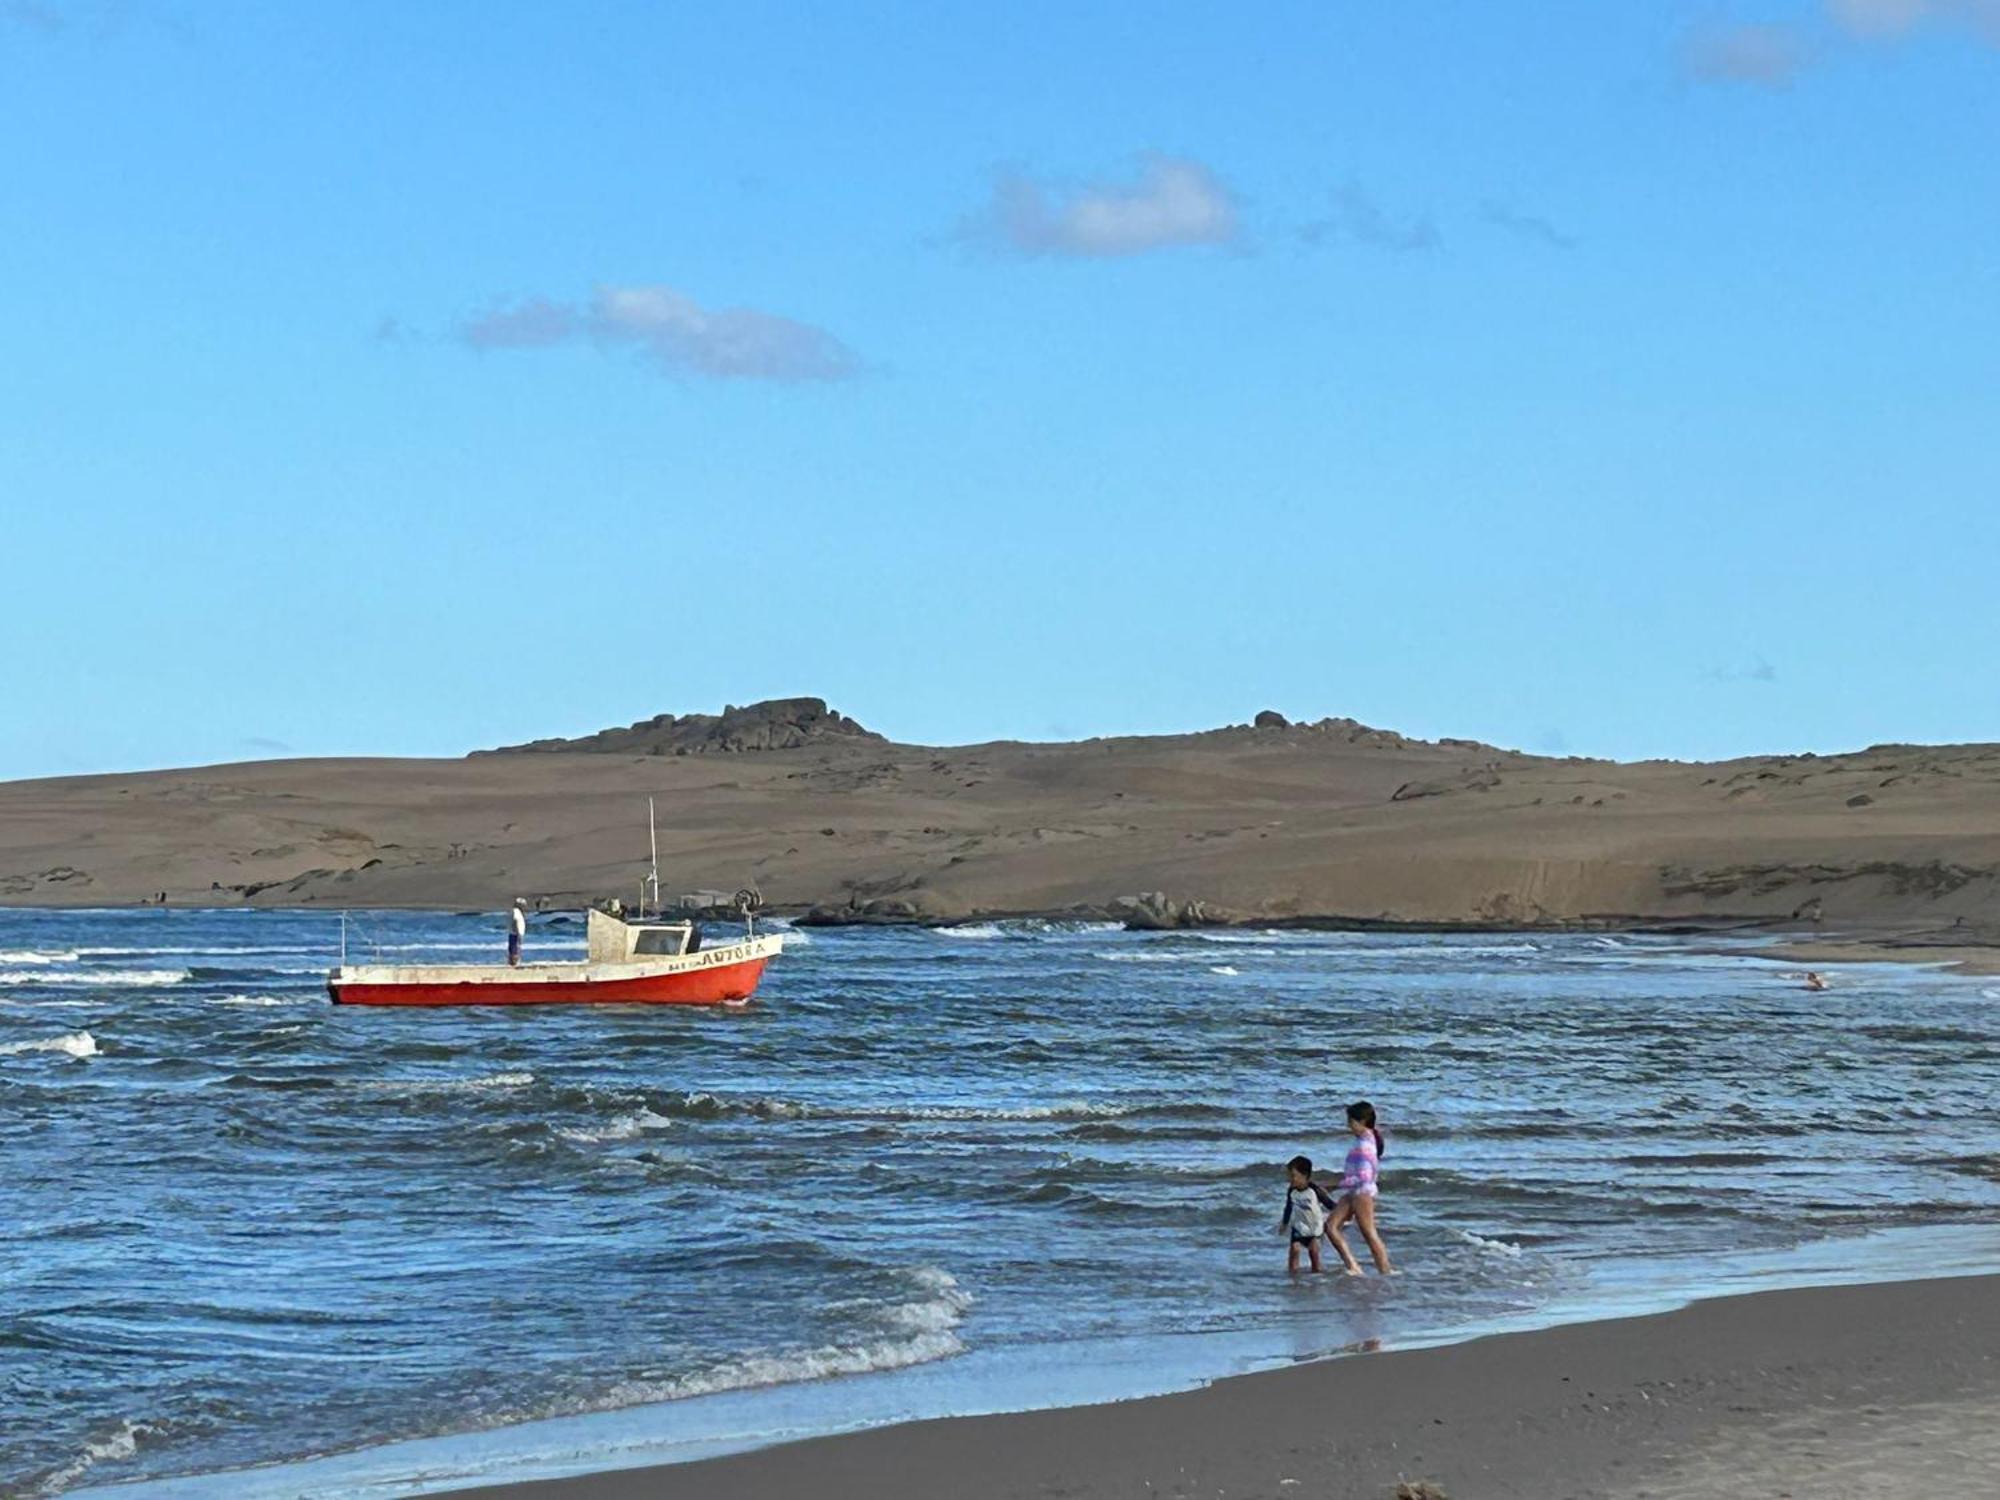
1279, 1154, 1336, 1272
1324, 1101, 1393, 1276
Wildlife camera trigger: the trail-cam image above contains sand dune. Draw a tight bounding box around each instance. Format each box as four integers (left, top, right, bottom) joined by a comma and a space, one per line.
5, 709, 1999, 936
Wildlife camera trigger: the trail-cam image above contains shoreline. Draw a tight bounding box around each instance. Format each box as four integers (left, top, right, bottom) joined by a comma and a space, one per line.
447, 1270, 2000, 1500
22, 898, 2000, 973
80, 1224, 2000, 1500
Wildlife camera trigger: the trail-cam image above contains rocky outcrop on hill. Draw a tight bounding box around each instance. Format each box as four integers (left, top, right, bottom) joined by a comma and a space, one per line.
477, 698, 885, 757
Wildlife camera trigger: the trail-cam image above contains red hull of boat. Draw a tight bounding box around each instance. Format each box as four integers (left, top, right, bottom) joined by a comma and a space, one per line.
330, 956, 770, 1007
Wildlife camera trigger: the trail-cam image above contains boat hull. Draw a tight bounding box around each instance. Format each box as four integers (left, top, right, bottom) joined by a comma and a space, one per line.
328, 937, 779, 1007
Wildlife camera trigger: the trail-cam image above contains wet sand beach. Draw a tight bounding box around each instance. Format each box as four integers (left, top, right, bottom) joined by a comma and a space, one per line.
456, 1274, 2000, 1500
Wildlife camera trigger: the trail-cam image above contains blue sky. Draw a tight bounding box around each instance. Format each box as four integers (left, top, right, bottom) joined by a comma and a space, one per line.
3, 1, 1996, 778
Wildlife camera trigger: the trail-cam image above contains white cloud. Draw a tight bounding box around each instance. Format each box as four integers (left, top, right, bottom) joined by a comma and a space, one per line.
1299, 182, 1440, 253
1684, 1, 2000, 84
962, 154, 1241, 258
1828, 0, 2000, 41
459, 297, 577, 350
454, 286, 858, 382
590, 285, 858, 381
1682, 22, 1813, 86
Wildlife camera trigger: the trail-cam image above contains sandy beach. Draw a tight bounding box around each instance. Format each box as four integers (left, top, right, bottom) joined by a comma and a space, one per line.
453, 1274, 2000, 1500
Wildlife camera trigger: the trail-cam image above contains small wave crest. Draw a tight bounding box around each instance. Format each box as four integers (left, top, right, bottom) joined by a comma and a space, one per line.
582, 1266, 970, 1412
24, 1416, 153, 1496
354, 1071, 535, 1096
0, 968, 188, 988
0, 948, 79, 965
1451, 1227, 1525, 1258
1209, 965, 1239, 976
0, 1030, 98, 1059
644, 1090, 811, 1121
560, 1107, 679, 1144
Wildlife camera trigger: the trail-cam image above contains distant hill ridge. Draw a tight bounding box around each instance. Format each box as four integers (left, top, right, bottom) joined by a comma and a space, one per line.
475, 697, 885, 757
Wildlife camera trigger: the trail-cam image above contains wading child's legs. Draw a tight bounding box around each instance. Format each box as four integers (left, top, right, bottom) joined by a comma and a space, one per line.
1353, 1194, 1392, 1274
1323, 1199, 1363, 1275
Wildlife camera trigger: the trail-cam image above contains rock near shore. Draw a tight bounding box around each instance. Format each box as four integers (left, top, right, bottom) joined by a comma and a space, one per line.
1111, 891, 1212, 930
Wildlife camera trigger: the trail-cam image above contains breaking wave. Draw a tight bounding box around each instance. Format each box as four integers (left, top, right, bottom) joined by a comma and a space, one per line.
0, 969, 188, 988
1451, 1228, 1526, 1258
354, 1071, 535, 1096
559, 1107, 678, 1144
22, 1417, 153, 1497
574, 1267, 970, 1412
0, 1031, 98, 1059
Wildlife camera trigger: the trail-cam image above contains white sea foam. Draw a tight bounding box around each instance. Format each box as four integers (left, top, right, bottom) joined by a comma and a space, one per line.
0, 948, 80, 964
874, 1100, 1125, 1122
1092, 950, 1186, 964
0, 968, 188, 988
77, 944, 314, 957
1452, 1228, 1525, 1257
0, 1030, 98, 1059
29, 1416, 150, 1495
585, 1267, 970, 1410
212, 993, 294, 1007
1209, 965, 1240, 976
356, 1071, 535, 1095
938, 922, 1003, 939
560, 1107, 678, 1143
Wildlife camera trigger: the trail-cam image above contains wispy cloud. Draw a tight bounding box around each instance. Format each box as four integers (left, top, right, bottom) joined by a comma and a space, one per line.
460, 296, 576, 351
959, 154, 1242, 259
454, 286, 858, 382
1299, 182, 1439, 253
1684, 1, 2000, 86
1681, 22, 1813, 86
1827, 0, 2000, 40
1705, 656, 1780, 684
240, 736, 294, 755
2, 1, 65, 32
591, 286, 858, 380
1479, 200, 1580, 250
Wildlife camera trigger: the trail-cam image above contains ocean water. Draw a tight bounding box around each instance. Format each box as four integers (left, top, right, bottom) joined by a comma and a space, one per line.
3, 908, 1998, 1497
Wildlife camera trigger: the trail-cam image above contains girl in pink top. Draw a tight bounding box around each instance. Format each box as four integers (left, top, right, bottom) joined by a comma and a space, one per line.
1325, 1100, 1393, 1275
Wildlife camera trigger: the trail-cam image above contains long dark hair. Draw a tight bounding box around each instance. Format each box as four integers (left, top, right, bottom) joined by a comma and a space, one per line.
1347, 1100, 1384, 1160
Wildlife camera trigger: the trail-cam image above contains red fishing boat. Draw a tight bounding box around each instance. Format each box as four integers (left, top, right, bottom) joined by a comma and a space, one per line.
328, 907, 781, 1006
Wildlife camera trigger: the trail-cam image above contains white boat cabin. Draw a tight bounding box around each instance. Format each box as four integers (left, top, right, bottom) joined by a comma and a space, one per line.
587, 907, 700, 965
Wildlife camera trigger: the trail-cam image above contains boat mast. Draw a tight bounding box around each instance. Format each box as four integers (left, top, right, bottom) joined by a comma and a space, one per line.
647, 797, 661, 918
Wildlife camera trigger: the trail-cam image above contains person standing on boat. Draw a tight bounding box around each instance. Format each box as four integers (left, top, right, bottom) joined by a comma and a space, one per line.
507, 898, 527, 967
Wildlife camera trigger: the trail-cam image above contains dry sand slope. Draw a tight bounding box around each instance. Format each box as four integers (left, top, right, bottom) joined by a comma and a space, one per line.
5, 703, 2000, 936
